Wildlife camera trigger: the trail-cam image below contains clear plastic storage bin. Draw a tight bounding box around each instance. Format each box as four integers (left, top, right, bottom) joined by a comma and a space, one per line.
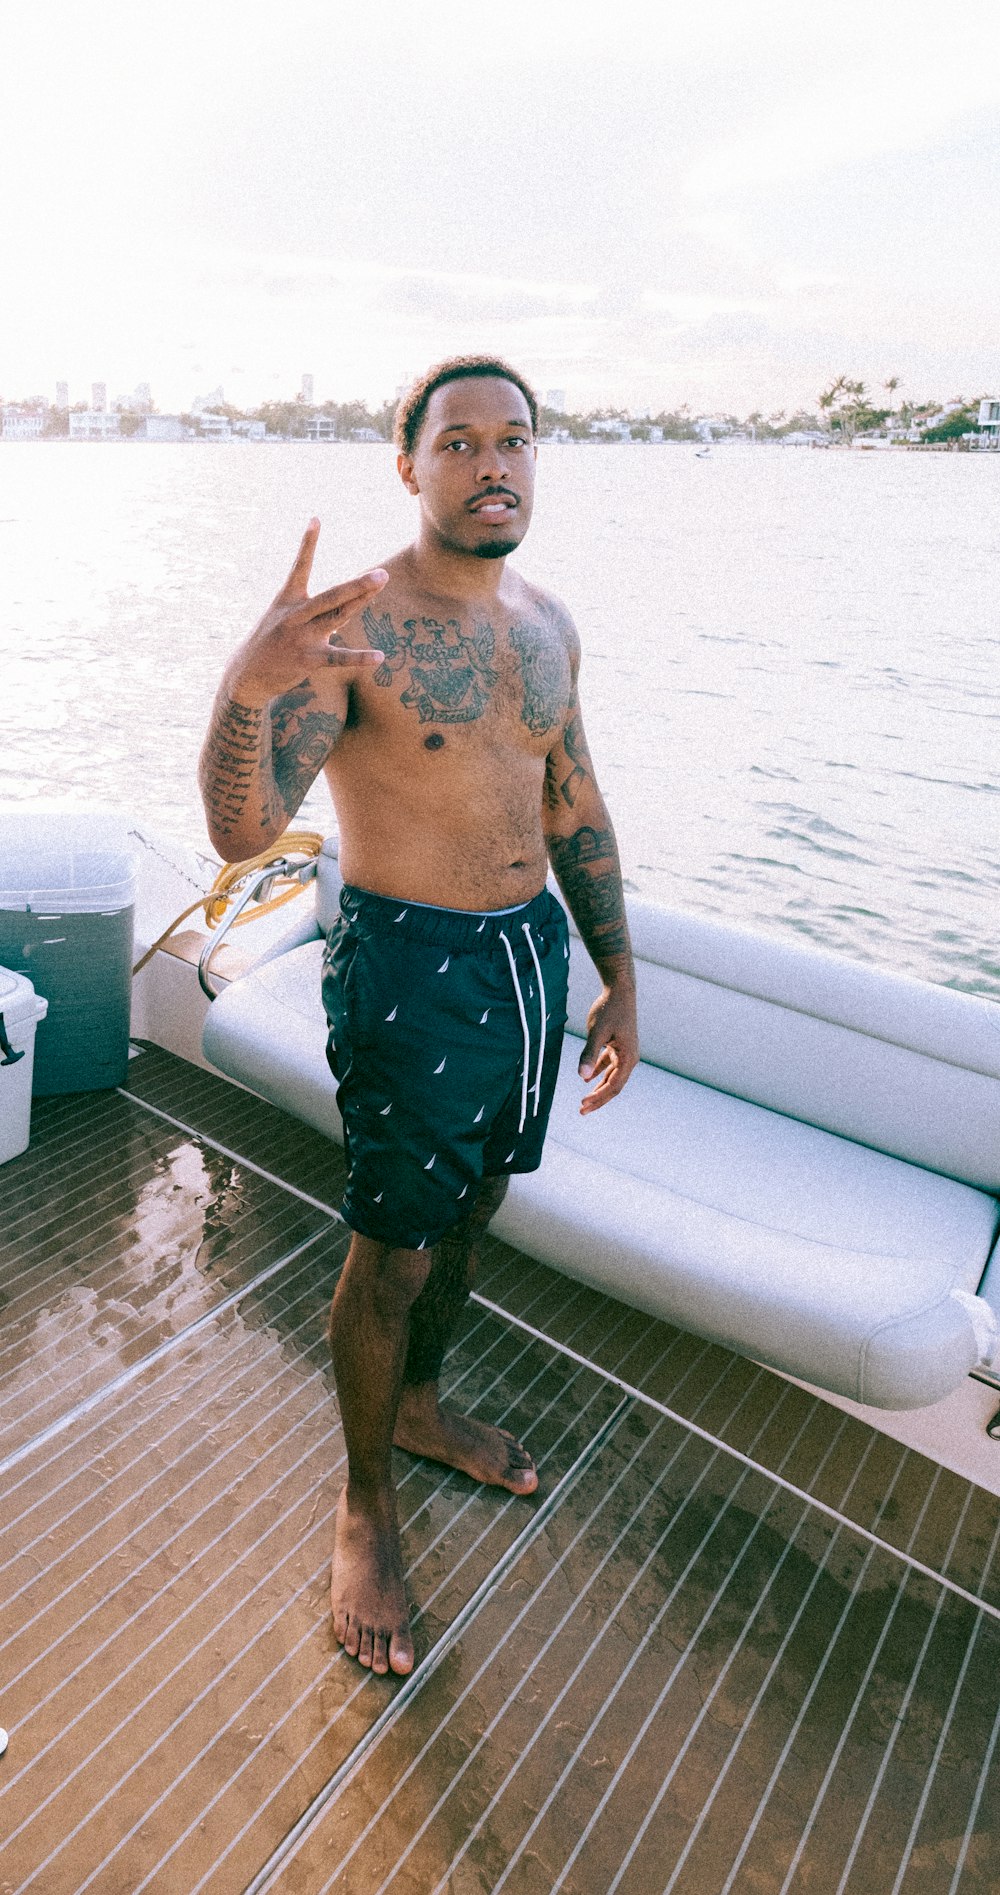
0, 808, 139, 1096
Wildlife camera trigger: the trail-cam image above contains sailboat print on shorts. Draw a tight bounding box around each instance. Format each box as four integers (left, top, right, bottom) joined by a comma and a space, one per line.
433, 1057, 447, 1074
380, 1102, 392, 1115
438, 957, 450, 973
424, 1153, 436, 1170
385, 1005, 398, 1020
473, 1106, 485, 1123
480, 1010, 489, 1024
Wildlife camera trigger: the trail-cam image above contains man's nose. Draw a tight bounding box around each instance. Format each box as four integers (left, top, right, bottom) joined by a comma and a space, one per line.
474, 445, 509, 481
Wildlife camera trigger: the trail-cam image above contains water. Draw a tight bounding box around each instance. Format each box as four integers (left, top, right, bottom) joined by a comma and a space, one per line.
2, 442, 998, 995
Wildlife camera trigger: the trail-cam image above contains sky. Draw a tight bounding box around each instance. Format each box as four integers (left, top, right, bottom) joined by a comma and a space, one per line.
3, 0, 999, 416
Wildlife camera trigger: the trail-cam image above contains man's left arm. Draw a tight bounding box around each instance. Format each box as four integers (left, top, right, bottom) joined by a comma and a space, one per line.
543, 652, 639, 1115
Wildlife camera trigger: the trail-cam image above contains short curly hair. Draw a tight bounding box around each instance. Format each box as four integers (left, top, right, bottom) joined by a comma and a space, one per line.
394, 355, 538, 455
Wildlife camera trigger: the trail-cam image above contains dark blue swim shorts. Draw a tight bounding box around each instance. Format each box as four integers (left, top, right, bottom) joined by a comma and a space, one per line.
321, 882, 570, 1250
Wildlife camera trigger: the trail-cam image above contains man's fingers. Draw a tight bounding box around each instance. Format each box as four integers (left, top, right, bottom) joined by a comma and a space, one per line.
579, 1039, 614, 1082
280, 518, 321, 600
580, 1057, 625, 1114
321, 643, 386, 668
304, 569, 389, 626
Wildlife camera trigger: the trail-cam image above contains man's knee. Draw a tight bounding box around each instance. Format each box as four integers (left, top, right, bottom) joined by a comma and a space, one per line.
345, 1231, 434, 1308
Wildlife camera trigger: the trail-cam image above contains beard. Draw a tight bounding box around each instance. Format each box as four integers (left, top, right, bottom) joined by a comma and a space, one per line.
471, 538, 520, 559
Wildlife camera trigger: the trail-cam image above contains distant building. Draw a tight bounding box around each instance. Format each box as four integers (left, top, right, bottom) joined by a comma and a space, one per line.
1, 408, 44, 440
977, 398, 1000, 447
350, 426, 382, 443
545, 389, 566, 414
70, 410, 121, 439
55, 381, 69, 410
143, 415, 189, 442
589, 418, 632, 441
198, 413, 232, 440
232, 419, 266, 441
306, 416, 337, 441
91, 382, 107, 413
132, 382, 153, 413
301, 373, 314, 405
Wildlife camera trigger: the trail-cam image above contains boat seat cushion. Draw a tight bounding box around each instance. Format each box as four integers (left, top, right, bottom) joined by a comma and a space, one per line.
202, 937, 1000, 1410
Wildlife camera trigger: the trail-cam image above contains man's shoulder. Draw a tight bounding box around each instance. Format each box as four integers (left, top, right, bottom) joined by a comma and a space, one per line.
513, 579, 579, 651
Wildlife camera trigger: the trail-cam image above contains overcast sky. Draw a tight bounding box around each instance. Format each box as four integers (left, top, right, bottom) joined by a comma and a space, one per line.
3, 0, 999, 415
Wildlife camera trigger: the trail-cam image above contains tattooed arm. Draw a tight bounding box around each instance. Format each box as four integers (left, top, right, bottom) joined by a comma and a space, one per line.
198, 519, 387, 860
542, 641, 639, 1112
198, 680, 347, 859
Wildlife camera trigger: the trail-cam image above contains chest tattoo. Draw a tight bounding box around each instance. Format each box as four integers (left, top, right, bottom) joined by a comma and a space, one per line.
508, 618, 569, 735
364, 608, 498, 723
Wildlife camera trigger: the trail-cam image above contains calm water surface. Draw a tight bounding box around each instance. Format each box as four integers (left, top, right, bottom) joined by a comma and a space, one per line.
2, 442, 997, 994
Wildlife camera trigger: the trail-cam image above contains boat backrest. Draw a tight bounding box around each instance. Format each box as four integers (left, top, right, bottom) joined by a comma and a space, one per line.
565, 898, 1000, 1192
315, 841, 1000, 1193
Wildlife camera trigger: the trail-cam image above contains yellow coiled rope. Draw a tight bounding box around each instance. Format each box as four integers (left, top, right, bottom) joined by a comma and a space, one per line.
132, 830, 324, 976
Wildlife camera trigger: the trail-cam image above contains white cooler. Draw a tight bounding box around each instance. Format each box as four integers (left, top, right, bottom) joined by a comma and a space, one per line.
0, 966, 48, 1163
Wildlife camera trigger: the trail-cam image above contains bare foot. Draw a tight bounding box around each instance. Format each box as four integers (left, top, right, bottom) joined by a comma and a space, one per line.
330, 1486, 414, 1676
394, 1386, 539, 1494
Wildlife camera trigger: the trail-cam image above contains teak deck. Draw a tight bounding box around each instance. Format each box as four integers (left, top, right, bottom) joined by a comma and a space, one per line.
1, 1045, 999, 1893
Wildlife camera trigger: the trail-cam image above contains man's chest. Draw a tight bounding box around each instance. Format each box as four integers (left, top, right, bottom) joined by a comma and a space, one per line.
358, 604, 572, 743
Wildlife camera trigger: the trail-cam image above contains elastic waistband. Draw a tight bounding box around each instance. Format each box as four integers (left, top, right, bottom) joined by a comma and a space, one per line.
338, 881, 560, 950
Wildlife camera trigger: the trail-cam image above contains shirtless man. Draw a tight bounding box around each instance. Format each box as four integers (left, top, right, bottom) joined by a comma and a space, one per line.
199, 355, 639, 1678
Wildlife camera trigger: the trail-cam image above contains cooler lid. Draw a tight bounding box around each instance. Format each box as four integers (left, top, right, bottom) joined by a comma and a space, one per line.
0, 964, 47, 1028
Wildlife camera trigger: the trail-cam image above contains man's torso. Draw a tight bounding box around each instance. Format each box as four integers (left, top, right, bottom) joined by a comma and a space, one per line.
318, 562, 575, 910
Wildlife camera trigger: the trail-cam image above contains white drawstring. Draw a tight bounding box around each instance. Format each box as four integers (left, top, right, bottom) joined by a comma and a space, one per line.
498, 930, 531, 1133
521, 922, 546, 1116
499, 923, 548, 1134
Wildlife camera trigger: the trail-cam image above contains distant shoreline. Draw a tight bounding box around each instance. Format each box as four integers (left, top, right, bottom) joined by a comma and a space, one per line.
1, 437, 994, 454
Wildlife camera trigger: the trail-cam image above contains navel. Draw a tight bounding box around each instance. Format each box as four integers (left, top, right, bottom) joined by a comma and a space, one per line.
424, 732, 445, 751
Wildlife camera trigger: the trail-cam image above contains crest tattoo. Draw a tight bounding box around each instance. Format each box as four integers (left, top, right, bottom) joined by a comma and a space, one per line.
363, 609, 499, 723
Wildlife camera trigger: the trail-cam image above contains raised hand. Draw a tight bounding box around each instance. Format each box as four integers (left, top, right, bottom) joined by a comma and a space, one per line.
234, 519, 388, 703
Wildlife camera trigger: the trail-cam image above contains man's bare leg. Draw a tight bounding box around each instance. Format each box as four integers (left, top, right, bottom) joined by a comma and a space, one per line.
393, 1178, 539, 1495
328, 1232, 431, 1676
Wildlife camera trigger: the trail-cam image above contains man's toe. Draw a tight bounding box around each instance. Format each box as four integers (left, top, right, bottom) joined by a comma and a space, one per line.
342, 1614, 361, 1659
389, 1626, 415, 1675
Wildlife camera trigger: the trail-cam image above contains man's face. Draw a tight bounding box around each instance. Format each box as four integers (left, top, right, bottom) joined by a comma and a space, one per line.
399, 376, 536, 559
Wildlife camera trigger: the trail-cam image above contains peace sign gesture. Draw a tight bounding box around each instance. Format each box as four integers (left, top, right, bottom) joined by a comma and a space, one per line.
235, 518, 388, 703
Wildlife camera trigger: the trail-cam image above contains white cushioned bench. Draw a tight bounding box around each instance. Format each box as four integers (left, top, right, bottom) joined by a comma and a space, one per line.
203, 838, 1000, 1410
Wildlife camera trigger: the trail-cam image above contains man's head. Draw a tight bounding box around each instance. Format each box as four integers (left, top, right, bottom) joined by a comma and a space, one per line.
395, 356, 538, 561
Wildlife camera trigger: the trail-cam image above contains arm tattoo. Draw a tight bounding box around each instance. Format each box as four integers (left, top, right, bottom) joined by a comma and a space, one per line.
545, 692, 593, 810
269, 682, 345, 820
201, 693, 267, 840
548, 826, 631, 970
559, 711, 593, 806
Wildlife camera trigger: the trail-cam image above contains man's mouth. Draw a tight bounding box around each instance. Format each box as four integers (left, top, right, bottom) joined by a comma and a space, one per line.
468, 492, 519, 518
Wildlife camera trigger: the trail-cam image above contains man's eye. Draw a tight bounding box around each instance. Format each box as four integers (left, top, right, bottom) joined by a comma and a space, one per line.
445, 440, 468, 451
506, 437, 529, 449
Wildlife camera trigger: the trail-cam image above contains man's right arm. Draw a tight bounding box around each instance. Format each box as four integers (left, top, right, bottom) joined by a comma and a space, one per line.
197, 519, 387, 861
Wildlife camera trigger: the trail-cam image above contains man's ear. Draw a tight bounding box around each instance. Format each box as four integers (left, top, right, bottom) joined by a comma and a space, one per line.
397, 451, 419, 495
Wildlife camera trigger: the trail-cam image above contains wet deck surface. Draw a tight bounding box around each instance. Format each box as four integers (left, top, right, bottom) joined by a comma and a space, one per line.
2, 1043, 999, 1893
